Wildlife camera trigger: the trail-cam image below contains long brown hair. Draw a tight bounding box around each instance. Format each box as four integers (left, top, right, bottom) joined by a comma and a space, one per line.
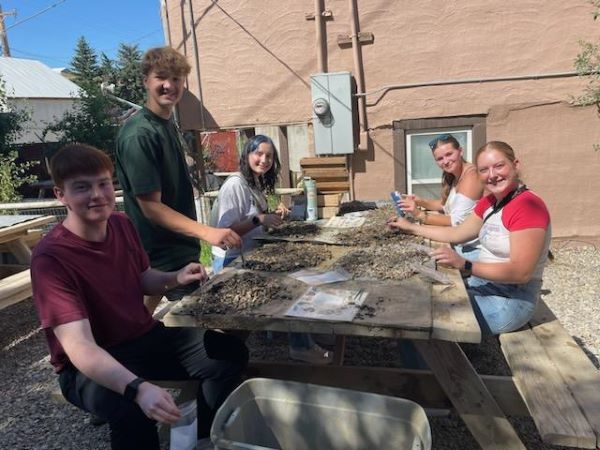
430, 134, 466, 204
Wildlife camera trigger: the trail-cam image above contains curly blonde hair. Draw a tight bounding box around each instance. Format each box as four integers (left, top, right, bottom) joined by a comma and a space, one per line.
141, 47, 191, 77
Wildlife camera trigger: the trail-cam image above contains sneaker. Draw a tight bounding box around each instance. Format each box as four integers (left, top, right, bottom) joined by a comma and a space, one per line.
289, 344, 333, 365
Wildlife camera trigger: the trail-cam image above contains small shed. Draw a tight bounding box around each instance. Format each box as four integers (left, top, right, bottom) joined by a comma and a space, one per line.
0, 57, 80, 143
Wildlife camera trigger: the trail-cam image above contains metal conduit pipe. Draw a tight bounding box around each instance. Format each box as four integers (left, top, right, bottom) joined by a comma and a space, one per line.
349, 0, 369, 152
188, 0, 206, 131
356, 70, 583, 107
314, 0, 326, 72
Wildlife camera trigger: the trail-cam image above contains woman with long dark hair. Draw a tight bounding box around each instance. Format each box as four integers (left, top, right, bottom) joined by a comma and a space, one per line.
211, 134, 332, 364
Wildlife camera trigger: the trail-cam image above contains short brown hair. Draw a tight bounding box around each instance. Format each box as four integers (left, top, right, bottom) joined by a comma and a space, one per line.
50, 143, 114, 188
141, 47, 191, 77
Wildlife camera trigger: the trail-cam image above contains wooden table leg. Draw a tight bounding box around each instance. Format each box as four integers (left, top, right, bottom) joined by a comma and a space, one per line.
332, 336, 346, 365
6, 239, 32, 265
414, 340, 525, 450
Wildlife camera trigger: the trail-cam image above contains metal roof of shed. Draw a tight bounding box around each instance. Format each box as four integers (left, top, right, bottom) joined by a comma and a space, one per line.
0, 57, 80, 99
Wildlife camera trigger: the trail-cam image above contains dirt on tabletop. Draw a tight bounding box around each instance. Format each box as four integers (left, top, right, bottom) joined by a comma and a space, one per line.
244, 241, 332, 272
334, 243, 430, 281
337, 200, 378, 215
187, 272, 294, 315
267, 221, 320, 239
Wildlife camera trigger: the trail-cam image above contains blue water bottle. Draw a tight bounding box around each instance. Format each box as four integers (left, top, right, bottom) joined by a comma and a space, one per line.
390, 191, 405, 217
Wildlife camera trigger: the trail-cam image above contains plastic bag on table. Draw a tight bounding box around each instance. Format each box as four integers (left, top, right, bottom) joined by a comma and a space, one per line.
170, 400, 197, 450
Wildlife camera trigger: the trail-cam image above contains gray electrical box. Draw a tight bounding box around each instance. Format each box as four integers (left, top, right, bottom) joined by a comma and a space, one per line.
310, 71, 355, 155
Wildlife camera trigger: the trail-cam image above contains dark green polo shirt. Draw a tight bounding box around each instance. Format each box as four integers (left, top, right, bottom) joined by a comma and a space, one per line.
115, 107, 199, 271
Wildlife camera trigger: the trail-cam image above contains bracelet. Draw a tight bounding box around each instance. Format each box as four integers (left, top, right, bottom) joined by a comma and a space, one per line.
416, 210, 428, 225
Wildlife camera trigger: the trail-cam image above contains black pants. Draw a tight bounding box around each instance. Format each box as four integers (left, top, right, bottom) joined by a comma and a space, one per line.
58, 323, 248, 450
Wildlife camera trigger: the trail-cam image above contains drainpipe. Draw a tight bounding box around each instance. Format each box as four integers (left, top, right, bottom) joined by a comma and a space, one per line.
314, 0, 327, 72
349, 0, 368, 152
187, 0, 206, 131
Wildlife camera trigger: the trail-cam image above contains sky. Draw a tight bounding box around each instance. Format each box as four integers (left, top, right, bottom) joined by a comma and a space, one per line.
1, 0, 165, 68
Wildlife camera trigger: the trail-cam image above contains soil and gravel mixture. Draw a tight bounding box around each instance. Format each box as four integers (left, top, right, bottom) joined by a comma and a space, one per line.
337, 200, 378, 215
266, 221, 320, 239
334, 244, 430, 281
335, 225, 421, 247
243, 242, 332, 272
184, 271, 293, 315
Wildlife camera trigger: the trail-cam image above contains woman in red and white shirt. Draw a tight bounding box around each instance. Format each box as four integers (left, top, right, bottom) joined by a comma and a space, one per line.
388, 141, 551, 334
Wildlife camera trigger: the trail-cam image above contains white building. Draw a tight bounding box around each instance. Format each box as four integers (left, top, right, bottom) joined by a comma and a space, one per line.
0, 57, 80, 143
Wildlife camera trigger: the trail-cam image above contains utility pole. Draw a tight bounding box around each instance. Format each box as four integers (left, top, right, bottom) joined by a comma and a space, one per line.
0, 5, 17, 57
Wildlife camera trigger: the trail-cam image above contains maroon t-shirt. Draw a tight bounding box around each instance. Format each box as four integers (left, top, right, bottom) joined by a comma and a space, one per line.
31, 212, 156, 372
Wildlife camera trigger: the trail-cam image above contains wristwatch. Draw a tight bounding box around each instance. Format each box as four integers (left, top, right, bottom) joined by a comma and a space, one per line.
124, 377, 145, 402
251, 215, 261, 227
462, 260, 473, 277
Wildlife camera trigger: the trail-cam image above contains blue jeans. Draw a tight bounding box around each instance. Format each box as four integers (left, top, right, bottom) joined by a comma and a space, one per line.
467, 275, 540, 335
212, 254, 312, 350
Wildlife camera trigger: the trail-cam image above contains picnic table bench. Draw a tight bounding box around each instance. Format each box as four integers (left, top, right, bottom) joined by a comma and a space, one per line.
0, 215, 55, 310
500, 298, 600, 448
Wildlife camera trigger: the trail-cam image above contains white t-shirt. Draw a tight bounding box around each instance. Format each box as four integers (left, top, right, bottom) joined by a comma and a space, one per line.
211, 173, 268, 259
443, 186, 479, 248
474, 190, 551, 280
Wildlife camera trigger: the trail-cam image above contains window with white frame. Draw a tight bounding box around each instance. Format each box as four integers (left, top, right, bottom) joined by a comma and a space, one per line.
406, 129, 472, 198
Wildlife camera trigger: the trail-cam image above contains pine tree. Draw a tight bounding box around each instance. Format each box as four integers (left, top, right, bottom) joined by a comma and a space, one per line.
70, 36, 100, 89
115, 43, 144, 105
99, 52, 117, 86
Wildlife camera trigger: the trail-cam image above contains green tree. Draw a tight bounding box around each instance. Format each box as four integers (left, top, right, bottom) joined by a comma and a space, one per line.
70, 36, 100, 89
0, 76, 37, 202
99, 52, 118, 86
43, 39, 120, 157
115, 43, 144, 105
574, 0, 600, 149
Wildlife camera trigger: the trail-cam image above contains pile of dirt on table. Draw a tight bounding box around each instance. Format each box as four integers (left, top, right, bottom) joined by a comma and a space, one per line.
244, 241, 332, 272
334, 243, 430, 281
190, 272, 293, 315
335, 224, 422, 247
338, 200, 378, 215
267, 221, 320, 239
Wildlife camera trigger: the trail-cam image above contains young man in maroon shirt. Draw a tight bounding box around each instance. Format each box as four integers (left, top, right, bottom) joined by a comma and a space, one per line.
31, 143, 248, 450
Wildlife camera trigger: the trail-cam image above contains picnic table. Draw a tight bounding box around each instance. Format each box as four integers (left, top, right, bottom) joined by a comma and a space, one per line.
0, 214, 55, 310
163, 215, 600, 449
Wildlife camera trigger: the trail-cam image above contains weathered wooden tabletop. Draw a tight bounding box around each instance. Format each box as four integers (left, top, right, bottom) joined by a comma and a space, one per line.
164, 242, 480, 344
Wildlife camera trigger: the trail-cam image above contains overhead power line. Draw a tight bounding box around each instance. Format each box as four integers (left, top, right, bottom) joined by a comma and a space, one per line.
5, 0, 67, 31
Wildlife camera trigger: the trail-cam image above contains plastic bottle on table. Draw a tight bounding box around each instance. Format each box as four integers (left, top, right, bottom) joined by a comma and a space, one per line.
304, 177, 318, 221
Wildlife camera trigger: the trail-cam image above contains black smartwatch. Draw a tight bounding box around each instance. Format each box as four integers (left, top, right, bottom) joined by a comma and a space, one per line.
124, 377, 145, 402
251, 215, 261, 227
462, 260, 473, 277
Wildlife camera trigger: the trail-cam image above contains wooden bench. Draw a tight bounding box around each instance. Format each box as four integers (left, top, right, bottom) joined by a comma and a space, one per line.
499, 298, 600, 449
0, 265, 32, 311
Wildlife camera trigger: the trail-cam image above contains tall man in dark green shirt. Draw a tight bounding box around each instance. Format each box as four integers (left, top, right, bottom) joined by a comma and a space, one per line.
116, 47, 241, 312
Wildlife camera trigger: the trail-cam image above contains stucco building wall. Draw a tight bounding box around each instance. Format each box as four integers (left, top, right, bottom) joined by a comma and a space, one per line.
163, 0, 600, 237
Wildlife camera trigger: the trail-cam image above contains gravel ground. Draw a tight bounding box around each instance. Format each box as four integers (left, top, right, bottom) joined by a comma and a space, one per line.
0, 241, 598, 450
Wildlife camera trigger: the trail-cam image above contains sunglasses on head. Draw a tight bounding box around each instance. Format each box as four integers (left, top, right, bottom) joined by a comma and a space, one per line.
428, 134, 453, 150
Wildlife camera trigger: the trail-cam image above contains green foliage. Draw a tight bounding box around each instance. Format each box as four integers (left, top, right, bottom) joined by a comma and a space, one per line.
574, 0, 600, 150
0, 151, 38, 203
70, 37, 101, 89
43, 37, 120, 157
115, 44, 144, 105
0, 77, 29, 156
200, 242, 213, 267
0, 76, 37, 202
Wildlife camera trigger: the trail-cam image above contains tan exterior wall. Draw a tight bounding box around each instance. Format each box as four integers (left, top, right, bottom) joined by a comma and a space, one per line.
486, 102, 600, 239
163, 0, 600, 237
